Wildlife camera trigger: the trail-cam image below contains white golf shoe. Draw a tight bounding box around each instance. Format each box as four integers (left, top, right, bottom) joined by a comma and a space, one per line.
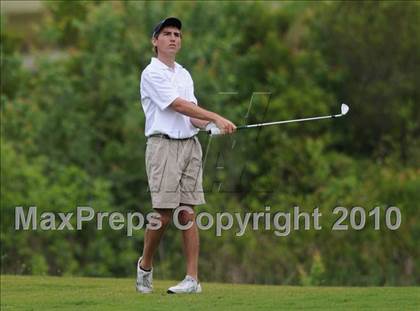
167, 275, 202, 294
136, 257, 153, 293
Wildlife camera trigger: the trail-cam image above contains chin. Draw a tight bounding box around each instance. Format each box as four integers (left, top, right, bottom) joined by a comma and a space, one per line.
168, 49, 179, 55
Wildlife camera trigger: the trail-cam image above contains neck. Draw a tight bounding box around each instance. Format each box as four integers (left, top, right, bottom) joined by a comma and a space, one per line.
157, 54, 176, 69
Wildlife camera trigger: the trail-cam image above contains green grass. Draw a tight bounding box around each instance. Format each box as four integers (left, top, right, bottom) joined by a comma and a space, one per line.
1, 275, 419, 310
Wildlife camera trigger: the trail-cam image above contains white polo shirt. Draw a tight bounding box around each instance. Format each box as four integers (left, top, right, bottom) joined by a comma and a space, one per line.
140, 57, 199, 139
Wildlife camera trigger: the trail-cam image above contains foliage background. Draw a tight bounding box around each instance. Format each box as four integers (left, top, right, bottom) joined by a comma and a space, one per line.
1, 1, 419, 285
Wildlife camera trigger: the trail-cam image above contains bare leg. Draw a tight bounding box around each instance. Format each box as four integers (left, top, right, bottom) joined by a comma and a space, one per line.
178, 206, 199, 280
140, 209, 172, 270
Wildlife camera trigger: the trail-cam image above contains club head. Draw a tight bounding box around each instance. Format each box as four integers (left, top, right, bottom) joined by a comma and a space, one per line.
341, 103, 349, 115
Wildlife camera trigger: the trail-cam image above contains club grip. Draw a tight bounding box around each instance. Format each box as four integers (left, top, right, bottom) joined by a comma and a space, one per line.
208, 127, 222, 136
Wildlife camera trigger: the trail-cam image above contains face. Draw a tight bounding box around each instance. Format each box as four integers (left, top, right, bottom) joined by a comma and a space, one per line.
152, 26, 182, 56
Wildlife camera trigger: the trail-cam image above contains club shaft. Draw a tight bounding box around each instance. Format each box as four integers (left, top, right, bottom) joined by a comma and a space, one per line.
237, 114, 342, 130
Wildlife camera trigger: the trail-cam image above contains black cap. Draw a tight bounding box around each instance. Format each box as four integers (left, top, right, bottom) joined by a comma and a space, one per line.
152, 17, 182, 38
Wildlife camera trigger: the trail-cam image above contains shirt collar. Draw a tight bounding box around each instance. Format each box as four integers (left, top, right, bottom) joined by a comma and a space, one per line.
151, 57, 182, 72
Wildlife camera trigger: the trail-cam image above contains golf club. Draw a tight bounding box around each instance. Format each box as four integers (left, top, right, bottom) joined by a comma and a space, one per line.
206, 103, 349, 135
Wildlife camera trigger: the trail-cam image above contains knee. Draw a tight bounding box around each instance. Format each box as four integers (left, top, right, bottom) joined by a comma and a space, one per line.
177, 208, 195, 226
155, 211, 172, 228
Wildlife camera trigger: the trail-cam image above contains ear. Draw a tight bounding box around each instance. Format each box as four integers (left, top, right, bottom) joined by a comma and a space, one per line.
151, 37, 157, 47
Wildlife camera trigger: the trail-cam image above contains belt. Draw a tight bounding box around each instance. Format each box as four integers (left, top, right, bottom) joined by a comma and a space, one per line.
148, 133, 195, 141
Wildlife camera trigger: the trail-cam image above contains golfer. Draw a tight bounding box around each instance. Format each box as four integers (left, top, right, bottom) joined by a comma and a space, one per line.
136, 17, 236, 294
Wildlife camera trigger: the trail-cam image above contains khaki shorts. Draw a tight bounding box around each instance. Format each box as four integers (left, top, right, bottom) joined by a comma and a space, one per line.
145, 136, 206, 209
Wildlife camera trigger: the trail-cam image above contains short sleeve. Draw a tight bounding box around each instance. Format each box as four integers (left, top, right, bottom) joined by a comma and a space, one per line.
190, 89, 198, 105
142, 71, 180, 110
186, 71, 198, 105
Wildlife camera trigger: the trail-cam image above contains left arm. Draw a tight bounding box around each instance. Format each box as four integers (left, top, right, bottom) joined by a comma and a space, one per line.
190, 117, 210, 129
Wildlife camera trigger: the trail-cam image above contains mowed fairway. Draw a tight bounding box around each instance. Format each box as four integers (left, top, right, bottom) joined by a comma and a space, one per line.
1, 275, 419, 310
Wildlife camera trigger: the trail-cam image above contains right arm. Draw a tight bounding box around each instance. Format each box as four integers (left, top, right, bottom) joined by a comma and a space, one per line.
170, 98, 236, 134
